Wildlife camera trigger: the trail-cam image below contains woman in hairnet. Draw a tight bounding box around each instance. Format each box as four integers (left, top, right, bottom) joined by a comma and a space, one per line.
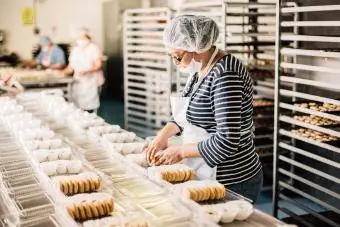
144, 15, 262, 202
63, 28, 105, 113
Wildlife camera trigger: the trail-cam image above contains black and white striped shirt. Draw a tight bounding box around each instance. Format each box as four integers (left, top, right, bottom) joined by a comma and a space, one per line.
176, 54, 261, 186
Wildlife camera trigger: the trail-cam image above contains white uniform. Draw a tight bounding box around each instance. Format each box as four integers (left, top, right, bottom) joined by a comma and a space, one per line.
69, 43, 104, 110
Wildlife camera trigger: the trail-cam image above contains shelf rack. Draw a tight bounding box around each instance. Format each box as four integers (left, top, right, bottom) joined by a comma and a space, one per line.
222, 0, 277, 192
123, 8, 173, 138
273, 2, 340, 226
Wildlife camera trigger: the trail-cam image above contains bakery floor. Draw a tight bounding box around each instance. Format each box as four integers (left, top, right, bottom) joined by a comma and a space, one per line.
98, 98, 327, 221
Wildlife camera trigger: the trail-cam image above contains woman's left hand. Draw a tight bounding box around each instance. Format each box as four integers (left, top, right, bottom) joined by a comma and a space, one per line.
154, 146, 183, 165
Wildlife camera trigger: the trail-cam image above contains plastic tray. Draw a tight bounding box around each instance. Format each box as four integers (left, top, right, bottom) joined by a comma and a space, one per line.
14, 192, 55, 220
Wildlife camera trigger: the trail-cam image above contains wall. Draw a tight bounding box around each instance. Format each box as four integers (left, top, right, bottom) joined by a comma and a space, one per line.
0, 0, 103, 59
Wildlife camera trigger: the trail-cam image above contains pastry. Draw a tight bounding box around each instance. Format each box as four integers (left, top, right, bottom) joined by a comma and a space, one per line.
226, 200, 253, 221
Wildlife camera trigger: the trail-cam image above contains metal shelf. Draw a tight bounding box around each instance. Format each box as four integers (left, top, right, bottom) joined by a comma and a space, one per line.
273, 2, 340, 225
123, 8, 172, 137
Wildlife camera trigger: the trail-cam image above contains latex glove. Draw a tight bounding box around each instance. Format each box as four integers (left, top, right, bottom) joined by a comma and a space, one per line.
154, 146, 183, 166
143, 135, 168, 164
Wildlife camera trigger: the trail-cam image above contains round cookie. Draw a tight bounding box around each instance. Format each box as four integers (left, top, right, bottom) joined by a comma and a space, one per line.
78, 180, 85, 193
78, 204, 87, 221
67, 205, 75, 219
90, 203, 100, 218
84, 203, 93, 219
83, 179, 90, 192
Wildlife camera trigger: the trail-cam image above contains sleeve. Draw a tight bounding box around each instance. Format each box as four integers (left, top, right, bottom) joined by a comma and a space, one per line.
197, 72, 243, 167
35, 51, 43, 63
169, 117, 183, 135
53, 47, 66, 65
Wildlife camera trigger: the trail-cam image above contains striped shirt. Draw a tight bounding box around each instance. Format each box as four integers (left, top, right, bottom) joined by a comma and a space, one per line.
177, 54, 262, 186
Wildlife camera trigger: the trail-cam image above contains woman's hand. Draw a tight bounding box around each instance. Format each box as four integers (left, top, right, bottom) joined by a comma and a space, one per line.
154, 146, 183, 165
143, 135, 168, 164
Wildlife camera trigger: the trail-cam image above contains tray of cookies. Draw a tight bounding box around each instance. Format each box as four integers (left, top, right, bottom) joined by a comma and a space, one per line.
253, 99, 274, 108
147, 164, 195, 184
201, 200, 254, 225
293, 101, 340, 114
292, 115, 340, 128
65, 192, 115, 222
291, 128, 340, 145
173, 180, 226, 203
51, 172, 102, 196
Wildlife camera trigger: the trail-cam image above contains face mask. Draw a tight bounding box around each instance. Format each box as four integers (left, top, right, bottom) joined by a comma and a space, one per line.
179, 58, 201, 74
42, 46, 49, 52
76, 39, 89, 48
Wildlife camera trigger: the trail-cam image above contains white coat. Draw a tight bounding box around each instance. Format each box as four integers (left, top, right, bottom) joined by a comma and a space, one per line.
69, 42, 104, 110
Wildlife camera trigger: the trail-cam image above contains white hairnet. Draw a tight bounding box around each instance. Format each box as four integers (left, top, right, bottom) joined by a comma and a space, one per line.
163, 15, 219, 53
77, 27, 90, 37
39, 35, 52, 46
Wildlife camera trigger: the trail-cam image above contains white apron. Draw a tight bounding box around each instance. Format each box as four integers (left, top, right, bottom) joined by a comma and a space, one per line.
70, 44, 101, 110
170, 47, 219, 180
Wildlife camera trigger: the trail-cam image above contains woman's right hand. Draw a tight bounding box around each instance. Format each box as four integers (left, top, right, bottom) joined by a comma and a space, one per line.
143, 135, 168, 164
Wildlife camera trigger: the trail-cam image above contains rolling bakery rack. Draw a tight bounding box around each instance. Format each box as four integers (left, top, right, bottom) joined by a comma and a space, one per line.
123, 8, 173, 138
222, 0, 278, 191
273, 2, 340, 226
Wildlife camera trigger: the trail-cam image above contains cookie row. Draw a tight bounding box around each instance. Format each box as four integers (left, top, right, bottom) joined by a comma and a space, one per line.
67, 193, 114, 222
253, 100, 274, 107
293, 115, 339, 126
67, 199, 114, 222
294, 102, 340, 112
183, 185, 225, 202
53, 173, 101, 196
159, 169, 194, 183
292, 128, 338, 142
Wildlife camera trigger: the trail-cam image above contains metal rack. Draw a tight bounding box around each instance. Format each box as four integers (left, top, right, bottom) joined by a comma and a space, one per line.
123, 8, 173, 137
223, 0, 277, 192
273, 2, 340, 226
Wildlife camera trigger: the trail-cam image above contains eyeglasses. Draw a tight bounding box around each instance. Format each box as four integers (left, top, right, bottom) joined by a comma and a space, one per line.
168, 52, 186, 64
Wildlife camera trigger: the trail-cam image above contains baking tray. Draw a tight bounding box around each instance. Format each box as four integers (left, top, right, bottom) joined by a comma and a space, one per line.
290, 114, 340, 128
290, 128, 340, 146
291, 101, 340, 115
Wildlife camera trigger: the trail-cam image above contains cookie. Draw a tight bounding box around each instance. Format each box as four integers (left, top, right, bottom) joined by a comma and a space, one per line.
78, 180, 85, 193
78, 204, 87, 221
90, 203, 99, 218
67, 181, 73, 195
84, 204, 93, 219
84, 180, 90, 192
72, 180, 79, 194
90, 179, 96, 192
96, 201, 106, 216
74, 204, 81, 221
67, 205, 75, 219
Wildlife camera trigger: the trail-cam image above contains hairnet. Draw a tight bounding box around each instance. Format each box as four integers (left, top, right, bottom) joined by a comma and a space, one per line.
163, 15, 219, 53
77, 27, 91, 38
39, 36, 52, 46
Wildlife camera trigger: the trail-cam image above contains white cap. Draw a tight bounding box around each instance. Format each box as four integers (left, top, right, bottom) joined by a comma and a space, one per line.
163, 15, 219, 53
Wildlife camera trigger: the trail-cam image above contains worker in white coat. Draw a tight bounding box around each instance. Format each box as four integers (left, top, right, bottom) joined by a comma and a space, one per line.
63, 28, 105, 113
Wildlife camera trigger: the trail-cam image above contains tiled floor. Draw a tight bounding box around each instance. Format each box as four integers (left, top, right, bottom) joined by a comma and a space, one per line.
98, 98, 327, 222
